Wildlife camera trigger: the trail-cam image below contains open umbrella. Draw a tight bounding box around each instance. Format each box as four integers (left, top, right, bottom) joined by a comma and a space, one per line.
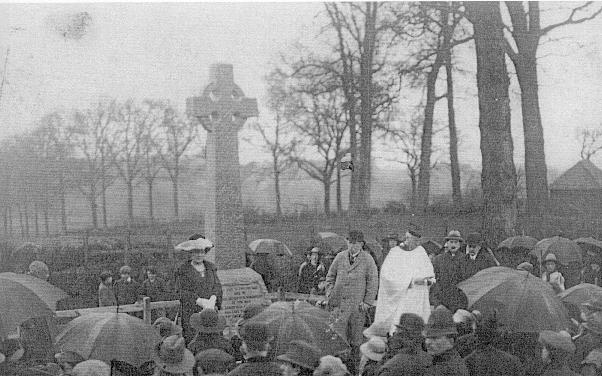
457, 266, 570, 332
248, 239, 292, 256
558, 283, 602, 309
55, 312, 161, 367
245, 300, 349, 356
316, 232, 348, 255
0, 272, 68, 339
498, 235, 538, 251
529, 236, 582, 265
575, 237, 602, 256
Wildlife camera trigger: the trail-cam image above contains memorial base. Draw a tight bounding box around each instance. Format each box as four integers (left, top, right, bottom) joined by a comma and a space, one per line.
217, 267, 269, 331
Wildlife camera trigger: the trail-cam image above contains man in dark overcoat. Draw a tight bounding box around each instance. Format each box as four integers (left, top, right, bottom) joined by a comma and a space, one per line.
174, 238, 223, 344
462, 232, 498, 280
432, 230, 468, 311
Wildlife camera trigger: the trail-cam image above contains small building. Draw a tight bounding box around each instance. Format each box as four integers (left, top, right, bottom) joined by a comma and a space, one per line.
550, 159, 602, 215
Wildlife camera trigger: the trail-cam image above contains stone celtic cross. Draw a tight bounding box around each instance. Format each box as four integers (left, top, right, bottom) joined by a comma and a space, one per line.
186, 64, 258, 269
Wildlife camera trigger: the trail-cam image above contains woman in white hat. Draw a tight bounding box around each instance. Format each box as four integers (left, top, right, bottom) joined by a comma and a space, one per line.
541, 253, 565, 293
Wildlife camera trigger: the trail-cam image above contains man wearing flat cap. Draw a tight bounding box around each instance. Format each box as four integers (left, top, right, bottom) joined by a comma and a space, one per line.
174, 237, 223, 344
432, 230, 468, 310
325, 230, 378, 375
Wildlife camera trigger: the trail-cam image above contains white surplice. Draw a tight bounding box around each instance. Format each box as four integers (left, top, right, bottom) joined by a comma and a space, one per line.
366, 245, 434, 336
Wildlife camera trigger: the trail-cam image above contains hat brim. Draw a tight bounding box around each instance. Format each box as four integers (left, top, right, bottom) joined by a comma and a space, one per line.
153, 348, 195, 375
445, 237, 463, 242
277, 354, 317, 371
423, 328, 458, 338
359, 343, 384, 362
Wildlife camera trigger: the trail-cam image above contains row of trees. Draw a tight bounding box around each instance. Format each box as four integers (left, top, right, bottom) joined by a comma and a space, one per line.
255, 2, 601, 242
0, 99, 201, 236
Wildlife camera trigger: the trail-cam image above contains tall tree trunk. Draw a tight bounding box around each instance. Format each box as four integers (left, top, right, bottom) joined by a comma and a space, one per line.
90, 184, 98, 229
8, 206, 13, 236
147, 180, 154, 221
2, 207, 6, 236
468, 1, 518, 244
24, 204, 30, 239
43, 206, 49, 237
336, 164, 342, 214
324, 180, 331, 216
445, 55, 462, 209
18, 205, 24, 239
172, 177, 179, 219
34, 203, 39, 237
410, 171, 417, 212
59, 170, 67, 233
274, 169, 283, 219
101, 158, 108, 228
127, 180, 134, 224
357, 2, 377, 215
416, 61, 442, 212
515, 53, 548, 216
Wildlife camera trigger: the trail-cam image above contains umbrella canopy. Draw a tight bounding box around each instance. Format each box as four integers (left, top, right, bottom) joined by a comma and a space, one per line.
498, 235, 538, 251
55, 312, 161, 367
457, 266, 570, 332
0, 272, 68, 339
558, 283, 602, 309
529, 236, 582, 265
316, 232, 348, 255
245, 300, 349, 356
575, 237, 602, 255
248, 239, 292, 256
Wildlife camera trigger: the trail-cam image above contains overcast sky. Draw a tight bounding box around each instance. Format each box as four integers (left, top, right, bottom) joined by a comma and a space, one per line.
1, 2, 601, 173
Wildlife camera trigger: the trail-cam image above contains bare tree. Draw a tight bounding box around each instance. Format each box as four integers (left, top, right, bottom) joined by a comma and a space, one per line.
105, 100, 154, 224
67, 101, 116, 229
139, 101, 165, 221
503, 1, 602, 216
578, 127, 602, 160
466, 2, 518, 244
156, 105, 199, 219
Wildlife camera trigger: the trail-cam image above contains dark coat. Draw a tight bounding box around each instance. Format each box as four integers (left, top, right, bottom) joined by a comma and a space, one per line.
297, 262, 326, 294
571, 332, 602, 371
227, 356, 282, 376
188, 333, 234, 356
425, 349, 469, 376
540, 363, 580, 376
379, 350, 431, 376
113, 278, 141, 305
174, 261, 223, 343
456, 333, 478, 358
462, 247, 497, 279
464, 345, 524, 376
139, 277, 171, 302
98, 282, 117, 307
432, 251, 468, 309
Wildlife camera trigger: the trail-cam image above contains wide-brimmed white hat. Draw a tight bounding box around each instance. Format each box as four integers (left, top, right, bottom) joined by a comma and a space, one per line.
175, 238, 214, 252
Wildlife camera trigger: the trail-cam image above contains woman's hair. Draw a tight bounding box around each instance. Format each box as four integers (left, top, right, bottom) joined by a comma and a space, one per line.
99, 271, 112, 283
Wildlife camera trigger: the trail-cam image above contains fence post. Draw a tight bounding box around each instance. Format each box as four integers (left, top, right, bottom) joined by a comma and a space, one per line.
143, 297, 152, 325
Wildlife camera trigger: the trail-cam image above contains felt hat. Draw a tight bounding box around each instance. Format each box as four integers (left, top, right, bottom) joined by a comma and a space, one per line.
517, 262, 534, 273
359, 337, 386, 362
407, 223, 422, 238
544, 253, 558, 263
28, 260, 49, 279
55, 350, 85, 365
314, 355, 349, 376
175, 238, 214, 252
195, 349, 235, 374
453, 309, 474, 325
190, 308, 224, 334
583, 310, 602, 334
153, 317, 182, 338
240, 322, 272, 344
152, 335, 195, 376
119, 265, 132, 274
423, 306, 457, 338
538, 330, 575, 353
277, 340, 322, 371
466, 232, 483, 246
445, 230, 463, 242
348, 230, 365, 244
395, 313, 424, 341
71, 360, 111, 376
310, 247, 321, 254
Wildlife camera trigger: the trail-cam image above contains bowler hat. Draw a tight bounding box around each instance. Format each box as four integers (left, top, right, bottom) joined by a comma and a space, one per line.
195, 349, 235, 374
445, 230, 463, 242
538, 330, 575, 353
119, 265, 132, 275
407, 223, 422, 238
359, 337, 386, 362
240, 322, 272, 344
152, 335, 195, 375
348, 230, 365, 244
395, 313, 425, 341
423, 306, 457, 338
190, 308, 225, 334
466, 232, 483, 246
277, 340, 322, 371
544, 253, 558, 263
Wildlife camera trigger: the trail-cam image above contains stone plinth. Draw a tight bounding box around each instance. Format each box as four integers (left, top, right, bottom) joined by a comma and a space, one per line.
217, 268, 269, 329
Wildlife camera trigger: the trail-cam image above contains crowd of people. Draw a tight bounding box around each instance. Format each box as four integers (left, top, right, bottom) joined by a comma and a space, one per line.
4, 225, 602, 376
